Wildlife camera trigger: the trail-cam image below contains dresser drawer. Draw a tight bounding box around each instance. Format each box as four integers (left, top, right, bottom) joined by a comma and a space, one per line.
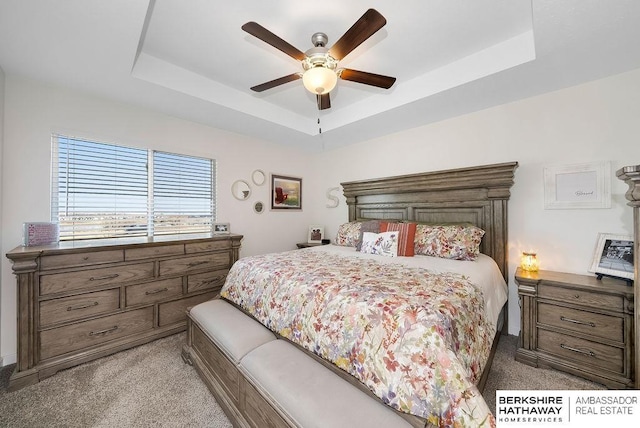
537, 329, 624, 373
187, 269, 229, 293
158, 292, 216, 326
185, 240, 231, 254
40, 262, 155, 296
538, 284, 622, 311
40, 289, 120, 327
537, 302, 623, 342
125, 277, 183, 307
40, 250, 124, 270
39, 307, 154, 360
124, 244, 184, 261
159, 253, 230, 277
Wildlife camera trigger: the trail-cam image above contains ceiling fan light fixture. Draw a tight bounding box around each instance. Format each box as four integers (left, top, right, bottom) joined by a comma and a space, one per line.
302, 66, 337, 95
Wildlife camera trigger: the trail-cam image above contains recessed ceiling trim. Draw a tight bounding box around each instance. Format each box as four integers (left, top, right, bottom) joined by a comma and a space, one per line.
320, 30, 536, 133
131, 52, 317, 135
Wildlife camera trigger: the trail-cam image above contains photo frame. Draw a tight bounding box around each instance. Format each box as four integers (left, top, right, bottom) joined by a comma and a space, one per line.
543, 161, 611, 209
271, 174, 302, 210
213, 222, 230, 235
307, 225, 324, 243
589, 232, 634, 281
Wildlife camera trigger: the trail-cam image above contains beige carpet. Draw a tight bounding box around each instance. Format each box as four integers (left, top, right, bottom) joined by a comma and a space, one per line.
0, 333, 604, 427
0, 334, 232, 428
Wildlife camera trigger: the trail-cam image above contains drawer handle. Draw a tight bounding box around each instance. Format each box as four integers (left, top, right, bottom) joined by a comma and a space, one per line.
89, 273, 119, 281
67, 301, 99, 311
89, 326, 118, 336
560, 343, 595, 357
145, 287, 169, 295
560, 316, 596, 327
187, 261, 210, 268
203, 275, 226, 284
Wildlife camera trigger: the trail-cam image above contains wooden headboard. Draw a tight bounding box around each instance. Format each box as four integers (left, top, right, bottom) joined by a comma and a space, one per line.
341, 162, 519, 281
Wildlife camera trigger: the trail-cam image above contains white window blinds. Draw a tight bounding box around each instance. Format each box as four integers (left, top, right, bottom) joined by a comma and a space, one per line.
152, 151, 215, 235
51, 135, 216, 241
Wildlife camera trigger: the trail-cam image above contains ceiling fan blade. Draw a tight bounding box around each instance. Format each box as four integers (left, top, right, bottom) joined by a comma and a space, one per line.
339, 69, 396, 89
250, 73, 301, 92
317, 93, 331, 110
329, 9, 387, 61
242, 22, 306, 61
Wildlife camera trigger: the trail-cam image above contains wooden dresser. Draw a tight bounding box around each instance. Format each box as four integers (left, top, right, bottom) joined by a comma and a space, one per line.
5, 233, 242, 390
515, 267, 635, 388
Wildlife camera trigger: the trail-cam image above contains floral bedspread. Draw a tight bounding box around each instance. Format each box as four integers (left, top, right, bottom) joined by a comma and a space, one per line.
220, 249, 496, 427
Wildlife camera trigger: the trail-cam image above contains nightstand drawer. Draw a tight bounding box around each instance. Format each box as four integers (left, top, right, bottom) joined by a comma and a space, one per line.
537, 329, 624, 373
538, 284, 622, 311
538, 302, 623, 342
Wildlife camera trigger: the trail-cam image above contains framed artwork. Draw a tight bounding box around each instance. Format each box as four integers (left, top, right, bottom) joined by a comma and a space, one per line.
307, 225, 324, 243
213, 222, 230, 235
271, 174, 302, 210
589, 233, 634, 281
543, 161, 611, 209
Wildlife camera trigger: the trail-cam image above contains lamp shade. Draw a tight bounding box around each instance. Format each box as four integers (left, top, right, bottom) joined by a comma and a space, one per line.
302, 67, 337, 95
520, 252, 539, 272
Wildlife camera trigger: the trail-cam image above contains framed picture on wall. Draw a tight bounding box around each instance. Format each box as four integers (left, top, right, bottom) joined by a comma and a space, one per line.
543, 161, 611, 209
271, 174, 302, 210
589, 233, 634, 281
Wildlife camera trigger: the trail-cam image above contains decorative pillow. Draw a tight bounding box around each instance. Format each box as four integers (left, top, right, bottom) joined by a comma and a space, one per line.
360, 231, 398, 257
414, 224, 485, 260
380, 222, 417, 257
334, 221, 362, 247
355, 220, 382, 251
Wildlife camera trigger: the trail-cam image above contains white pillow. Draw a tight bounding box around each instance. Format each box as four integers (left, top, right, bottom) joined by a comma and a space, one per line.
359, 231, 398, 257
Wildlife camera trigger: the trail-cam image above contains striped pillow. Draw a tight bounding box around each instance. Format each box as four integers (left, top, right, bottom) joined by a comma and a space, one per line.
380, 222, 417, 257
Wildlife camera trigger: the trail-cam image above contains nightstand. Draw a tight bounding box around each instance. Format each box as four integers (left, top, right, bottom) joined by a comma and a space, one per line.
515, 268, 634, 388
296, 242, 324, 249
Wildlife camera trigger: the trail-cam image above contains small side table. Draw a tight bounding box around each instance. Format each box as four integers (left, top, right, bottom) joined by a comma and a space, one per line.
296, 242, 324, 249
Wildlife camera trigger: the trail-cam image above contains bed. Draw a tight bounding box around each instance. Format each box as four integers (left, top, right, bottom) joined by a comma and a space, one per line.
182, 162, 518, 428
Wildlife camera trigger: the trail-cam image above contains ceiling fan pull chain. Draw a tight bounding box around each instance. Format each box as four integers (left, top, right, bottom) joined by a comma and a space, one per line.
318, 118, 322, 134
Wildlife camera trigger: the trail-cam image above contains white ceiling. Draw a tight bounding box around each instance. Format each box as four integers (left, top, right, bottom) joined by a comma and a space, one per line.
1, 0, 639, 152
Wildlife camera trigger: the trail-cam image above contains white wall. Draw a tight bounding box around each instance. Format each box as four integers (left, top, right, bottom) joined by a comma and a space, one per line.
311, 68, 640, 336
0, 75, 317, 364
2, 68, 639, 363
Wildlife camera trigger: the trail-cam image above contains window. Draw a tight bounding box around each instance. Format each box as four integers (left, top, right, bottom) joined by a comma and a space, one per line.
51, 135, 216, 241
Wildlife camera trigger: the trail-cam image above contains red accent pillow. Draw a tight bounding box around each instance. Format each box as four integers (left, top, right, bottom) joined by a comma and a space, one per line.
380, 222, 417, 257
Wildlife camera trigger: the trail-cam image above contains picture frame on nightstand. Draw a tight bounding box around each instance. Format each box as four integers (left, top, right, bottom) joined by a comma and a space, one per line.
589, 232, 634, 282
307, 225, 324, 244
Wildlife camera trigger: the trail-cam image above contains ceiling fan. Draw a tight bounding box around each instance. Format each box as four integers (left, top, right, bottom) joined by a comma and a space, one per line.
242, 9, 396, 110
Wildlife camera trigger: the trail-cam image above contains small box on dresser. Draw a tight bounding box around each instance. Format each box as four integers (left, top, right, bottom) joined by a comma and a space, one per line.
5, 233, 242, 391
515, 267, 635, 388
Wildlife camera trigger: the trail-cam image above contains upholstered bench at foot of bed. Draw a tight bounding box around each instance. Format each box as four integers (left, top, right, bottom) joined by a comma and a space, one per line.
188, 299, 277, 363
183, 299, 415, 428
242, 339, 412, 428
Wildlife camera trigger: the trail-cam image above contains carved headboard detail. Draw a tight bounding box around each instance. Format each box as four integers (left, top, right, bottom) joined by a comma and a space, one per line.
616, 164, 640, 389
341, 162, 519, 281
